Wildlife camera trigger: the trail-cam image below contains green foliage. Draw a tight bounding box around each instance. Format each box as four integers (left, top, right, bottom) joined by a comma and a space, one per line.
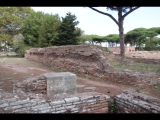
125, 28, 147, 49
13, 33, 24, 51
135, 87, 141, 93
103, 47, 110, 52
144, 37, 160, 51
108, 99, 118, 113
16, 44, 31, 57
85, 34, 105, 45
0, 7, 34, 47
75, 27, 87, 45
22, 12, 45, 47
54, 12, 79, 45
38, 13, 61, 47
103, 34, 119, 47
125, 27, 160, 51
22, 12, 61, 47
89, 7, 140, 57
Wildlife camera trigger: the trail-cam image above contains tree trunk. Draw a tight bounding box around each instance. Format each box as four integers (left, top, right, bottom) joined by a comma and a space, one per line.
118, 20, 125, 58
118, 8, 125, 58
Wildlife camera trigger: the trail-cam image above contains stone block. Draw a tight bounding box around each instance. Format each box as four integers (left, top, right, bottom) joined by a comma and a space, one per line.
64, 97, 80, 103
44, 72, 77, 97
31, 103, 49, 109
0, 103, 9, 108
50, 100, 65, 106
10, 100, 30, 106
4, 105, 23, 111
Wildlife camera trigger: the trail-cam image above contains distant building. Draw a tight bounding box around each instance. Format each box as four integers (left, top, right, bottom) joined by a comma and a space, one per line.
107, 46, 135, 54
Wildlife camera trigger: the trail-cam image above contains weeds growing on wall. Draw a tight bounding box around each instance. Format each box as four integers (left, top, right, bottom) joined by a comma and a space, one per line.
108, 98, 118, 113
135, 87, 141, 93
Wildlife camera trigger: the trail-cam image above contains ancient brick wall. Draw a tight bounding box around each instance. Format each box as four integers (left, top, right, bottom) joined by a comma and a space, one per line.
0, 91, 109, 113
115, 91, 160, 113
24, 45, 159, 87
13, 75, 47, 95
7, 72, 109, 113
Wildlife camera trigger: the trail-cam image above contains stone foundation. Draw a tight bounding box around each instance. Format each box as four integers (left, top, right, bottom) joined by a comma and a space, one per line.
1, 72, 160, 113
115, 91, 160, 113
13, 75, 47, 95
0, 91, 110, 113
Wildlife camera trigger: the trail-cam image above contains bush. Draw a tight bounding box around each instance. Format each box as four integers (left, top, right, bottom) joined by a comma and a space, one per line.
16, 44, 31, 57
103, 47, 110, 52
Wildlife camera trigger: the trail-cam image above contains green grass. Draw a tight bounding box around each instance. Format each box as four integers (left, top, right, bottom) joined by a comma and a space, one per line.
110, 61, 160, 77
0, 52, 18, 57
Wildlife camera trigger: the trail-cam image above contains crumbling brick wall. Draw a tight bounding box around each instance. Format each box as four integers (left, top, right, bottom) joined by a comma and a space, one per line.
24, 45, 159, 86
13, 75, 47, 95
115, 91, 160, 113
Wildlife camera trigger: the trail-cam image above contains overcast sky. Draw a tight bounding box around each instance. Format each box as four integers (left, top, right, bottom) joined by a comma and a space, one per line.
31, 7, 160, 36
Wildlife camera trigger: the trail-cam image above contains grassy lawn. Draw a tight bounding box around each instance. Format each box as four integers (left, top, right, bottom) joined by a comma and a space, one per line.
110, 61, 160, 77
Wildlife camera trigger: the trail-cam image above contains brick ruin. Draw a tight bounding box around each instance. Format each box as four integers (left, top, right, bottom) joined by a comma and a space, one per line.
24, 45, 159, 87
0, 72, 110, 113
0, 72, 159, 113
0, 45, 160, 113
108, 46, 135, 54
115, 91, 160, 113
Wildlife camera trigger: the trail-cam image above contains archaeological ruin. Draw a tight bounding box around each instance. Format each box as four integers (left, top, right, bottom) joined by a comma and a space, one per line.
0, 45, 160, 113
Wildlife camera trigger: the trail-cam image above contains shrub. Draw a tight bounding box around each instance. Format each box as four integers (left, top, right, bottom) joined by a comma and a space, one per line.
16, 44, 31, 57
108, 99, 118, 113
103, 47, 110, 52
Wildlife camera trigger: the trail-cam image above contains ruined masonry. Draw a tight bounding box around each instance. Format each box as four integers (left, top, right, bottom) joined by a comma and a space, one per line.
0, 69, 160, 113
25, 45, 159, 86
1, 72, 110, 113
44, 72, 77, 97
115, 91, 160, 113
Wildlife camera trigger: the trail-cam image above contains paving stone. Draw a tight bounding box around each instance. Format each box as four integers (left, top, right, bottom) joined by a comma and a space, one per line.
39, 109, 51, 113
0, 103, 9, 108
56, 106, 65, 111
55, 110, 66, 113
4, 105, 23, 110
50, 100, 65, 106
31, 103, 49, 109
37, 106, 52, 111
80, 96, 93, 100
64, 105, 75, 109
65, 97, 80, 103
87, 99, 97, 103
10, 100, 30, 106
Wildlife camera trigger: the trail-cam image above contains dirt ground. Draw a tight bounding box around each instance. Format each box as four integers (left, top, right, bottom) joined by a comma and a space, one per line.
0, 53, 160, 99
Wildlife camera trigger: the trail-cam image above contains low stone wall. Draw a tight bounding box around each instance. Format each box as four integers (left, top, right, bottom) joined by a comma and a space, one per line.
9, 72, 110, 113
115, 91, 160, 113
0, 92, 109, 113
24, 45, 159, 87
